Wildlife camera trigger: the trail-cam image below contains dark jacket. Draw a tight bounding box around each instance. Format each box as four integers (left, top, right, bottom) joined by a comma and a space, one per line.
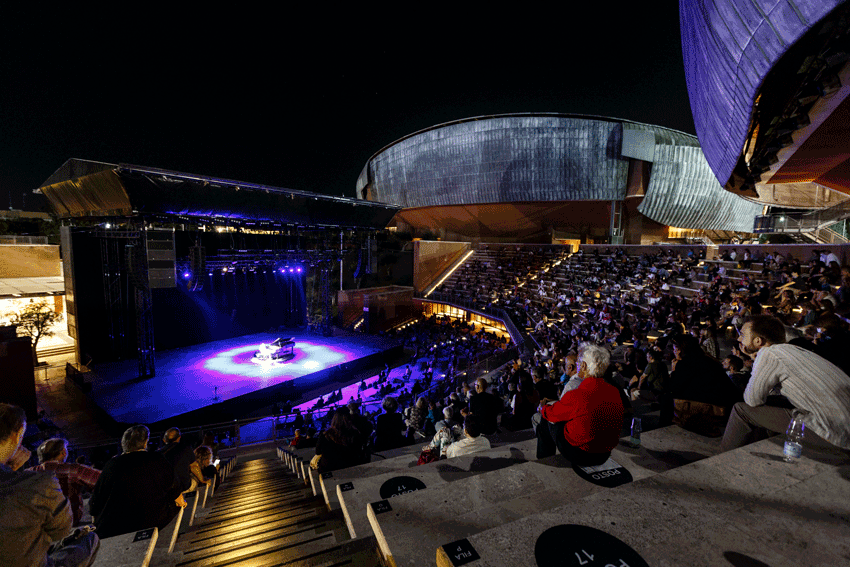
374, 411, 406, 451
159, 440, 196, 492
669, 355, 742, 409
468, 391, 504, 435
89, 451, 183, 538
315, 430, 364, 473
0, 464, 72, 567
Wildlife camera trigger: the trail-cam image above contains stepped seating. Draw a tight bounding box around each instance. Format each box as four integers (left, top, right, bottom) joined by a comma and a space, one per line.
432, 436, 850, 567
366, 425, 721, 566
95, 527, 158, 567
337, 440, 537, 538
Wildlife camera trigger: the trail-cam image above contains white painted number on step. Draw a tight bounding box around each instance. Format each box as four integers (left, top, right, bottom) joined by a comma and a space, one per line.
575, 550, 632, 567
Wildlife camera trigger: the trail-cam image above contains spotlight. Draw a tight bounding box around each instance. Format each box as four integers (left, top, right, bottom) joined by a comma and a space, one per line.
222, 267, 228, 273
183, 272, 191, 279
296, 267, 302, 273
289, 268, 294, 273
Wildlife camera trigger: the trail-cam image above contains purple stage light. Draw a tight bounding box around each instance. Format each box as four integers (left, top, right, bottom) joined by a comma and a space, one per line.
183, 272, 191, 279
296, 267, 302, 273
289, 268, 294, 273
203, 340, 351, 379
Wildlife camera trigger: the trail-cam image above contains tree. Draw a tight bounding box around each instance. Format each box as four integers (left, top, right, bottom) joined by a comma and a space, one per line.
6, 300, 60, 363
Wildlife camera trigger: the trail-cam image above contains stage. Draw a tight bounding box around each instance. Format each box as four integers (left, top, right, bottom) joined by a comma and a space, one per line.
84, 330, 401, 427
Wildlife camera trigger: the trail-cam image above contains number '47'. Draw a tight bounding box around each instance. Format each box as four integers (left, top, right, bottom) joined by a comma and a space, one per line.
575, 550, 594, 565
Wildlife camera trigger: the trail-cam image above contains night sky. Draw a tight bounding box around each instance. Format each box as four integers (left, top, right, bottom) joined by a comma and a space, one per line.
0, 7, 694, 211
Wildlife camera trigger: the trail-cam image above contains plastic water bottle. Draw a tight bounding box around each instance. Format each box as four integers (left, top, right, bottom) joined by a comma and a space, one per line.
783, 410, 807, 462
629, 417, 642, 448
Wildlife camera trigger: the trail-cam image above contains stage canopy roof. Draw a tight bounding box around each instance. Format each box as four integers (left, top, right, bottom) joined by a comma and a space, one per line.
37, 159, 401, 230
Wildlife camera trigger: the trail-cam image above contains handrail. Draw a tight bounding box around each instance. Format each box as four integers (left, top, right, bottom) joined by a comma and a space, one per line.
755, 196, 850, 234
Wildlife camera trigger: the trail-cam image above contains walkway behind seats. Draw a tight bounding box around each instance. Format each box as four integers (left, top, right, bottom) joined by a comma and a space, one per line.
144, 451, 381, 567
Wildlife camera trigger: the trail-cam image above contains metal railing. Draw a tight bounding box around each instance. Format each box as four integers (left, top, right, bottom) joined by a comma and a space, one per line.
754, 197, 850, 234
417, 292, 525, 342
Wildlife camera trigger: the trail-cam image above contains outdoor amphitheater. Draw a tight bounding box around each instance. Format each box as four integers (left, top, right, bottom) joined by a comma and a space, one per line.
2, 2, 850, 567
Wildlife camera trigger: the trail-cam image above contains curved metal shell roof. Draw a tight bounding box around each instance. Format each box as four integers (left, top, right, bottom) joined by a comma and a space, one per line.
358, 114, 762, 232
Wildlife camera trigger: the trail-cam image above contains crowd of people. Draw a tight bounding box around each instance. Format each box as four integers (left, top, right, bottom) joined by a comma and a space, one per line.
4, 243, 850, 566
303, 244, 850, 473
0, 411, 221, 567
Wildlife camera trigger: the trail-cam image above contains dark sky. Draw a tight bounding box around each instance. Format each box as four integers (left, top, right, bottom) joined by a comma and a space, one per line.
0, 7, 694, 211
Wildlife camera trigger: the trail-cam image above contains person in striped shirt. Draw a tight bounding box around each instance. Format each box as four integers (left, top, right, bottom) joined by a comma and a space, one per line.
28, 438, 101, 525
720, 315, 850, 453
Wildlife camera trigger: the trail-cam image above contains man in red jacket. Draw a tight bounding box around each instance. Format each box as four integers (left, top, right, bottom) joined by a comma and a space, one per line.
537, 343, 624, 466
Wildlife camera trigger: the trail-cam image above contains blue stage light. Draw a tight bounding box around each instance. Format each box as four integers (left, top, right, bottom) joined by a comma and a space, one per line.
183, 272, 191, 279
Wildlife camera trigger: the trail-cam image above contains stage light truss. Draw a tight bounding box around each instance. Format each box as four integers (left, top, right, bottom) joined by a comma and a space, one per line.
177, 248, 344, 276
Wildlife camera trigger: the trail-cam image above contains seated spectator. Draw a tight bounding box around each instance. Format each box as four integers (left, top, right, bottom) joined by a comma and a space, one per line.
290, 429, 306, 448
374, 397, 407, 451
405, 397, 429, 436
158, 427, 196, 493
314, 408, 364, 473
434, 406, 460, 432
445, 416, 491, 459
722, 354, 750, 391
189, 445, 215, 489
422, 420, 464, 458
669, 334, 742, 422
502, 378, 539, 431
468, 378, 504, 435
721, 315, 850, 453
630, 349, 668, 399
536, 343, 624, 466
347, 401, 374, 464
29, 437, 101, 525
1, 403, 100, 567
89, 425, 186, 538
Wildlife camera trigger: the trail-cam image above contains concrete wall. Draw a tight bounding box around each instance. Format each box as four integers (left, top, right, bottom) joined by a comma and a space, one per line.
0, 245, 61, 277
413, 241, 470, 294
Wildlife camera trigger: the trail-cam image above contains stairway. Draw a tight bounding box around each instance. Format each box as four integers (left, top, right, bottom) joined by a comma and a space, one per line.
172, 455, 380, 567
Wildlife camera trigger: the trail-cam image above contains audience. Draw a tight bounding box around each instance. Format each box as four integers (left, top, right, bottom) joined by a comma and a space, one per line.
445, 416, 491, 459
159, 427, 197, 493
720, 315, 850, 453
89, 425, 186, 538
28, 437, 102, 525
374, 397, 407, 451
0, 403, 99, 567
314, 408, 364, 473
189, 445, 216, 489
537, 343, 624, 466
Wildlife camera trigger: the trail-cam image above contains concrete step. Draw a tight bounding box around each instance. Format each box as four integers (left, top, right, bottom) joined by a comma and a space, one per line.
337, 439, 539, 538
367, 425, 721, 566
433, 436, 850, 567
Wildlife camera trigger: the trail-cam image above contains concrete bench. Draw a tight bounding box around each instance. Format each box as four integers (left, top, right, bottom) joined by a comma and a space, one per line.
434, 436, 850, 567
368, 425, 721, 566
318, 444, 441, 511
337, 439, 540, 538
95, 527, 158, 567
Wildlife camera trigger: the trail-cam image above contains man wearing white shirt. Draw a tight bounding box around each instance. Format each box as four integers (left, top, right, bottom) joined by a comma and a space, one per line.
445, 416, 491, 459
720, 315, 850, 452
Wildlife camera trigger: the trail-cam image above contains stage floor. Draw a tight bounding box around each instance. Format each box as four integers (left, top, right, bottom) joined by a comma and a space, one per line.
87, 331, 390, 424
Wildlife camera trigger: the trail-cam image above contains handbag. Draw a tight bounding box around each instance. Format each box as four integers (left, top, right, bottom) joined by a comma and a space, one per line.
417, 448, 439, 465
673, 399, 728, 437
